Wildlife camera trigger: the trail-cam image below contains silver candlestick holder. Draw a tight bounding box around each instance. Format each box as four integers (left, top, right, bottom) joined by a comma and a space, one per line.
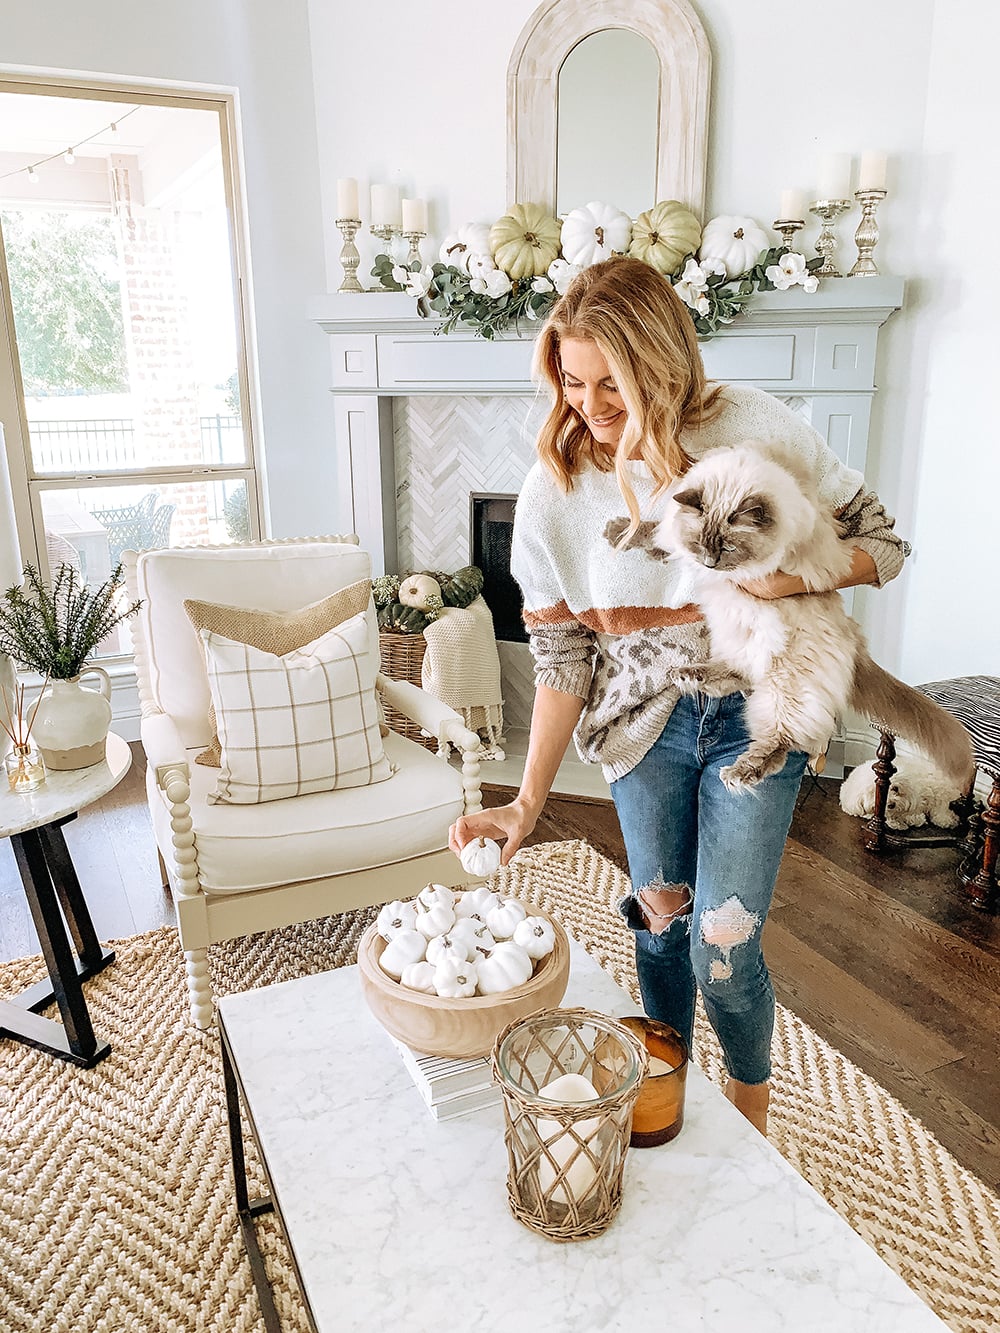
772, 218, 805, 253
370, 222, 402, 281
335, 217, 364, 293
809, 199, 852, 277
402, 230, 426, 268
848, 189, 887, 277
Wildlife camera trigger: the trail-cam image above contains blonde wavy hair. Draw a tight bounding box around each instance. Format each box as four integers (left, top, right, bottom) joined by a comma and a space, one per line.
533, 256, 723, 539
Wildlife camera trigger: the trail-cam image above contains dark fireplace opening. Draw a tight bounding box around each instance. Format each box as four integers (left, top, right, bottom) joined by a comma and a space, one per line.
470, 493, 526, 644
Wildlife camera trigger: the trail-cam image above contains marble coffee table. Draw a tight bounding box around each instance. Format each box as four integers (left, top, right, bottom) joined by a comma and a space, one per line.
218, 941, 947, 1333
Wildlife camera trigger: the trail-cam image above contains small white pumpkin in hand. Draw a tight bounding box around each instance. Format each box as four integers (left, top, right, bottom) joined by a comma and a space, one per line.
376, 899, 419, 941
426, 931, 476, 966
486, 896, 528, 940
398, 572, 442, 610
379, 929, 427, 979
415, 902, 456, 939
451, 917, 496, 955
417, 882, 456, 912
454, 886, 500, 920
433, 955, 480, 998
513, 915, 557, 960
459, 836, 502, 878
399, 960, 437, 993
476, 941, 533, 994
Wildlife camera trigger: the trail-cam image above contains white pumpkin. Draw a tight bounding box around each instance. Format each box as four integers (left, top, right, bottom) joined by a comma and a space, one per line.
512, 915, 556, 960
450, 917, 496, 955
399, 960, 437, 993
414, 902, 456, 939
476, 941, 533, 994
376, 899, 419, 942
485, 896, 528, 940
459, 836, 502, 878
698, 215, 771, 280
379, 929, 427, 979
439, 222, 492, 273
426, 931, 476, 966
417, 882, 456, 912
433, 955, 479, 998
454, 887, 500, 920
560, 201, 632, 266
398, 573, 442, 610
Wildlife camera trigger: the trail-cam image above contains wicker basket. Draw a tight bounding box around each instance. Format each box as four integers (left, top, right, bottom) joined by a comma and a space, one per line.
378, 630, 437, 749
491, 1008, 648, 1241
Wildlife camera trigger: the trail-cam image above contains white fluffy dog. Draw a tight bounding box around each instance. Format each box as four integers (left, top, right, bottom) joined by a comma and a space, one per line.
839, 754, 963, 831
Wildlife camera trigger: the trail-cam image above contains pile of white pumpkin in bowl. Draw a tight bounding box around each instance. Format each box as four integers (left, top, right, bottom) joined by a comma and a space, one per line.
376, 881, 557, 999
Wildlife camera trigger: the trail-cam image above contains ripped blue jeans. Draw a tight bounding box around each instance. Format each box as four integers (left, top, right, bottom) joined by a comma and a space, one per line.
611, 691, 807, 1086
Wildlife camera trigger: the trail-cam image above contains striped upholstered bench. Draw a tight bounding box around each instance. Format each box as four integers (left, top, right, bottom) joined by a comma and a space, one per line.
863, 675, 999, 911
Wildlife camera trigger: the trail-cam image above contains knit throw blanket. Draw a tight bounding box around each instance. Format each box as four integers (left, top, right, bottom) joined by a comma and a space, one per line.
421, 595, 505, 745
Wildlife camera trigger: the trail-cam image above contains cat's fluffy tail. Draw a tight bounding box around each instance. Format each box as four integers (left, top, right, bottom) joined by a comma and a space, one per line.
850, 655, 976, 789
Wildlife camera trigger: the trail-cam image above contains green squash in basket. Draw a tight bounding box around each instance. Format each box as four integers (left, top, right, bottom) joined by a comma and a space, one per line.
377, 601, 431, 635
433, 565, 484, 609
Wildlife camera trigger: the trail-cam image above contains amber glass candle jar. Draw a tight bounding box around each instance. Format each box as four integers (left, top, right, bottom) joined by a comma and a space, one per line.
619, 1015, 689, 1147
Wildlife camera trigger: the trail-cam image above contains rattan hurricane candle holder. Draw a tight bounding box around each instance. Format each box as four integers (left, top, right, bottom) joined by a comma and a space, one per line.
492, 1007, 648, 1242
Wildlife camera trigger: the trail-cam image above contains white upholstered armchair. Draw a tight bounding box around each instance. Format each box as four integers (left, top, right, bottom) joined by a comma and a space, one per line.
123, 536, 483, 1027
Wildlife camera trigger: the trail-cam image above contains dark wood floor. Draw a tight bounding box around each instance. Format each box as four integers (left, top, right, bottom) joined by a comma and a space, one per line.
2, 744, 998, 1188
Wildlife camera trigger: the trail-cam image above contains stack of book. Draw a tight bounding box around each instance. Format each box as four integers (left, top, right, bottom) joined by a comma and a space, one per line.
390, 1036, 502, 1121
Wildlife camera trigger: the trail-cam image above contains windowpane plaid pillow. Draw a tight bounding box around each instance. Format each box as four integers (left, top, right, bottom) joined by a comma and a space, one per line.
200, 611, 392, 805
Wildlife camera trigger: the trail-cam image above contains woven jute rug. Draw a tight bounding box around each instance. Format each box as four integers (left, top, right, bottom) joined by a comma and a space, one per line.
1, 839, 998, 1332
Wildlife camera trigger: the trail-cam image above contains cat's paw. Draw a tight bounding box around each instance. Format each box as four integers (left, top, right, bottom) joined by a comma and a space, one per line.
719, 760, 763, 793
673, 667, 706, 695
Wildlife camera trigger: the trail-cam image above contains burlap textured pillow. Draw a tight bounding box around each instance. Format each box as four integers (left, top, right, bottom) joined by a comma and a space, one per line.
183, 580, 387, 765
200, 612, 392, 805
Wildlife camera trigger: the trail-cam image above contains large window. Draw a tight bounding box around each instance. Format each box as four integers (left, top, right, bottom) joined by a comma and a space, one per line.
0, 80, 259, 661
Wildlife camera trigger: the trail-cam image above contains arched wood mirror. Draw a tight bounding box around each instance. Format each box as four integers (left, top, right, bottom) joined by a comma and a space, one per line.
507, 0, 711, 217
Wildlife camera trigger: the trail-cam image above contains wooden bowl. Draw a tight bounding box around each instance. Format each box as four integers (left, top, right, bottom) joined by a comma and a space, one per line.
357, 908, 571, 1059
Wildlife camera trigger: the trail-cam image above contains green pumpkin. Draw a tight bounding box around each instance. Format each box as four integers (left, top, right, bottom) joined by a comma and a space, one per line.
490, 203, 562, 279
628, 200, 703, 275
378, 602, 430, 634
434, 564, 484, 609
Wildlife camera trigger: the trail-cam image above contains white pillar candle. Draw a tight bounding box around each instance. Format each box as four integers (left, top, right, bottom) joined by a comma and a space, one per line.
818, 152, 853, 201
859, 150, 888, 191
336, 177, 359, 219
778, 189, 807, 221
370, 183, 401, 228
535, 1072, 602, 1204
401, 197, 427, 233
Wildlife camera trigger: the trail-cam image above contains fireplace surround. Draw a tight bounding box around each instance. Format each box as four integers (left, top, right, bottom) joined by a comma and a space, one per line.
311, 278, 904, 736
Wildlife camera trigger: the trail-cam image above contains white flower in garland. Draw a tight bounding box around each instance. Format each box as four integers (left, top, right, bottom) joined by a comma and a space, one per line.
547, 257, 584, 295
531, 276, 554, 293
471, 267, 512, 298
393, 264, 435, 299
467, 252, 498, 281
765, 251, 819, 293
673, 256, 723, 314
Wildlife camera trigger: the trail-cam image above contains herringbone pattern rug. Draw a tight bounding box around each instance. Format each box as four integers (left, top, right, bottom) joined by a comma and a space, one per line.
1, 840, 998, 1332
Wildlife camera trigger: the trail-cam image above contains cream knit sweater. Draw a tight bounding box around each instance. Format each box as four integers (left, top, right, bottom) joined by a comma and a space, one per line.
510, 384, 909, 782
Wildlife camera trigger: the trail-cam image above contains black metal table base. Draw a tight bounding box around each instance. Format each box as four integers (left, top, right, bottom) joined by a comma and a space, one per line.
220, 1018, 316, 1333
0, 815, 114, 1068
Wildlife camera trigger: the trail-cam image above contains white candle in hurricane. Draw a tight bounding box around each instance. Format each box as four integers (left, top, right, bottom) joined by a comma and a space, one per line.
778, 188, 807, 221
859, 151, 888, 192
401, 197, 427, 233
370, 184, 402, 228
336, 177, 359, 219
817, 152, 853, 201
535, 1072, 602, 1205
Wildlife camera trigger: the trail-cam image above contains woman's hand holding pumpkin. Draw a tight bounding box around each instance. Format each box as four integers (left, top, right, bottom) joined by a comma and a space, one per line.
449, 800, 538, 867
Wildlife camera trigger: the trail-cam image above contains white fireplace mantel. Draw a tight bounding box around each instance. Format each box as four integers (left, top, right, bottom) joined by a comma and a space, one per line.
309, 278, 904, 573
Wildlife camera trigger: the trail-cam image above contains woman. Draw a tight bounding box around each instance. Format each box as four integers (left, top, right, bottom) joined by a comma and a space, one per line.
449, 257, 907, 1135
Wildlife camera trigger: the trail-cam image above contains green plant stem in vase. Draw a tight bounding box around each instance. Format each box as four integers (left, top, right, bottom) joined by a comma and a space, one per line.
0, 563, 141, 771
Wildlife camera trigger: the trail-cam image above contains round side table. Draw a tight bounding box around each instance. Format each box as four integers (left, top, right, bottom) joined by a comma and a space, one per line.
0, 731, 132, 1067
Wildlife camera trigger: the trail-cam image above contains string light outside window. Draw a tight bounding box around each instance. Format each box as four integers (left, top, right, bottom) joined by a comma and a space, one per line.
0, 105, 140, 188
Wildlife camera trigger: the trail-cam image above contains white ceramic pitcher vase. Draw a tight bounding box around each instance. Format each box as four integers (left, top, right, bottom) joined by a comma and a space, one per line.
32, 668, 113, 770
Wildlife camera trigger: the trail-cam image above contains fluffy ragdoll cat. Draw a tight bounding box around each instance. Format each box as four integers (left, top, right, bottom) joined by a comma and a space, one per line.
655, 441, 975, 794
839, 754, 963, 830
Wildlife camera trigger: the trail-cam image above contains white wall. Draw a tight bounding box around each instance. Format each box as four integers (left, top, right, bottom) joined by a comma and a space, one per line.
0, 0, 336, 540
309, 0, 998, 684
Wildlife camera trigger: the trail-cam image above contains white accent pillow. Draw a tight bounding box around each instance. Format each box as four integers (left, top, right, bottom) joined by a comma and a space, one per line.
200, 611, 392, 805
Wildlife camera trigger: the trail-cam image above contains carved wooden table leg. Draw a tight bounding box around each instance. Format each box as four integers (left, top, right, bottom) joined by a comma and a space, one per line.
960, 773, 999, 911
863, 729, 897, 853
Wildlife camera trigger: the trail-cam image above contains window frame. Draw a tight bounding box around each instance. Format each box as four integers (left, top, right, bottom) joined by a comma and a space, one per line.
0, 73, 264, 600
